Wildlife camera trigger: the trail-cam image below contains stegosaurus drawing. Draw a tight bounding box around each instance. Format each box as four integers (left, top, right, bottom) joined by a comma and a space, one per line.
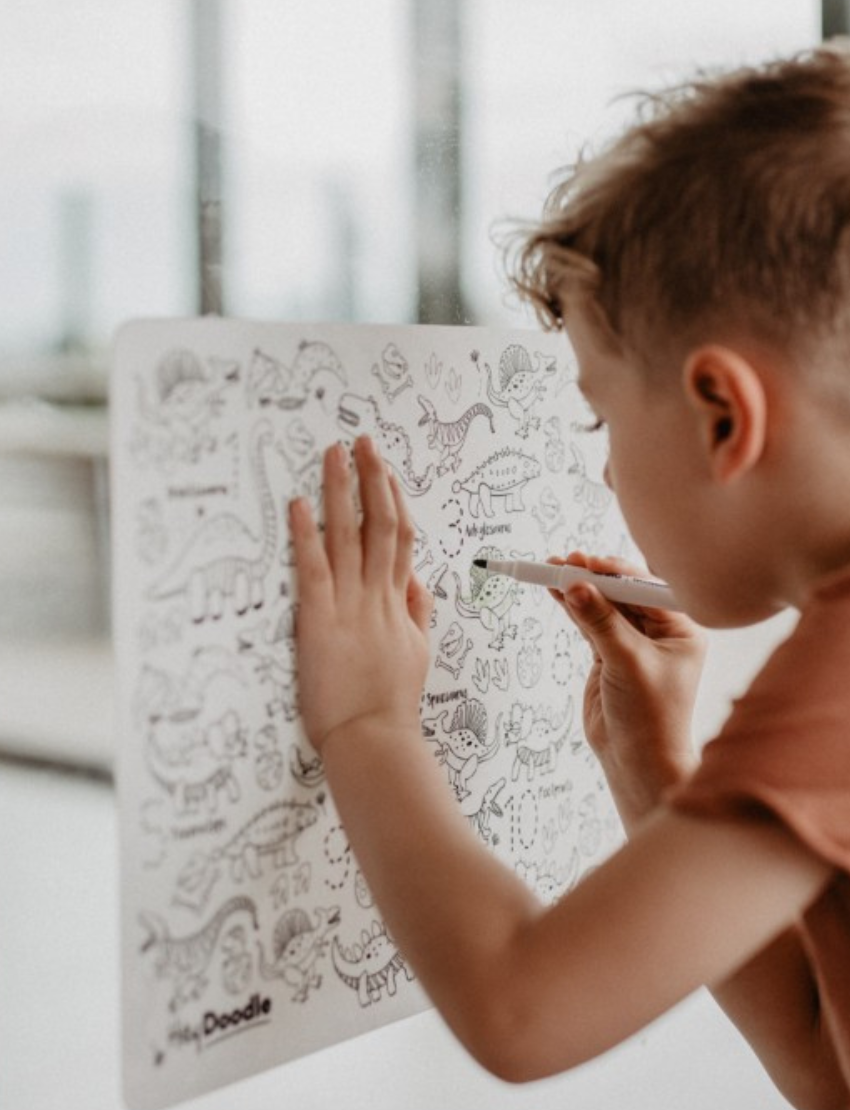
331, 921, 414, 1007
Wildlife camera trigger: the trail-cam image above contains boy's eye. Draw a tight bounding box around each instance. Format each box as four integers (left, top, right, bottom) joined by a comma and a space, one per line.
579, 417, 606, 433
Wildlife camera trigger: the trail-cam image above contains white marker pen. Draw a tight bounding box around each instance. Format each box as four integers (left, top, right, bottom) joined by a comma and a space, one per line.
472, 557, 682, 611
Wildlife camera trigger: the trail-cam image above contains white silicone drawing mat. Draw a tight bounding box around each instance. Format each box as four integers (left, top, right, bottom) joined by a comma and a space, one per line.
112, 318, 633, 1108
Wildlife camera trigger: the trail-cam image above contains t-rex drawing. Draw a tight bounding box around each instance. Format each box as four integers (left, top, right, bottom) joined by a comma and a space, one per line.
337, 392, 433, 495
453, 546, 521, 649
146, 421, 278, 621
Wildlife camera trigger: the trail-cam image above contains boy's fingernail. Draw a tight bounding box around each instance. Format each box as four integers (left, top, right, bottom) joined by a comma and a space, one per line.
290, 497, 309, 521
332, 441, 347, 467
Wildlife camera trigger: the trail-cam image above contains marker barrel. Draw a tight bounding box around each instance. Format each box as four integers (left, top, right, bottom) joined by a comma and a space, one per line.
479, 558, 681, 611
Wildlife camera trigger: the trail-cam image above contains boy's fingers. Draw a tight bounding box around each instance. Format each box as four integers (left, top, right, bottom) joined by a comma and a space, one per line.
322, 442, 362, 585
355, 436, 398, 585
564, 583, 639, 667
388, 469, 417, 591
289, 497, 332, 608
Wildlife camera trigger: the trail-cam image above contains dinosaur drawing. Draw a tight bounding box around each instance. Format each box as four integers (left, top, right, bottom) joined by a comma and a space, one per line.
237, 612, 298, 722
139, 895, 259, 1010
422, 699, 499, 800
133, 349, 239, 468
175, 800, 319, 911
146, 421, 278, 621
453, 546, 521, 649
258, 905, 341, 1002
246, 342, 347, 412
134, 648, 249, 815
452, 448, 541, 518
505, 700, 575, 783
337, 393, 433, 495
568, 443, 613, 536
462, 776, 507, 845
472, 344, 555, 438
331, 922, 414, 1007
417, 395, 495, 475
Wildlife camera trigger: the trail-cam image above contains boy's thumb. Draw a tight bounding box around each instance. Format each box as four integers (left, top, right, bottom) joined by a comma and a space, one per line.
408, 575, 434, 632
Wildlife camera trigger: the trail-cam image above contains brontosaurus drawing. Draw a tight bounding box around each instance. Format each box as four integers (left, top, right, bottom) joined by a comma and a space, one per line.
146, 421, 278, 621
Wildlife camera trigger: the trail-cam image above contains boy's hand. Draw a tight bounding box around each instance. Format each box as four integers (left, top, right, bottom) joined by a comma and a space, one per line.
549, 553, 706, 828
289, 436, 433, 755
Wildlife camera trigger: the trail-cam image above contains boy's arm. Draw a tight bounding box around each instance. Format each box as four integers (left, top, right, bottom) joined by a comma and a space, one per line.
320, 715, 834, 1094
291, 441, 843, 1104
562, 581, 847, 1107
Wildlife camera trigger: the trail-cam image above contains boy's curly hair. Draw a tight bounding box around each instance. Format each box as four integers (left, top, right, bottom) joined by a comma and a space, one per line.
508, 42, 850, 380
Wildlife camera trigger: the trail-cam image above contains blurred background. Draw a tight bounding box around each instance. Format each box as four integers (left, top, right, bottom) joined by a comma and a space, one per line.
0, 2, 836, 1108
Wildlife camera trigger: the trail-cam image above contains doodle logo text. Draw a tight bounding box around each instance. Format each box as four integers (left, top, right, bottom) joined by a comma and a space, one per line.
204, 993, 272, 1044
169, 993, 273, 1054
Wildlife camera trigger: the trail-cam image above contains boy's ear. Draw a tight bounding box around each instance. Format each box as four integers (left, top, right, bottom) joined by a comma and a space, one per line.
681, 346, 768, 483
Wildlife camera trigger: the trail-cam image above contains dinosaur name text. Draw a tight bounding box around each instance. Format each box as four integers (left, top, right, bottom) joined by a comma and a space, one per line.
167, 483, 230, 500
464, 521, 512, 540
170, 817, 227, 841
424, 688, 469, 710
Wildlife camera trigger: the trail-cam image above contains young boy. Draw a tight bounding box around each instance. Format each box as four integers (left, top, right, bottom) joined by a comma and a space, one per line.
290, 45, 850, 1108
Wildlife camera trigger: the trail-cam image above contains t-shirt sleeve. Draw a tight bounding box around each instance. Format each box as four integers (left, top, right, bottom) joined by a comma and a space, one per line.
668, 584, 850, 873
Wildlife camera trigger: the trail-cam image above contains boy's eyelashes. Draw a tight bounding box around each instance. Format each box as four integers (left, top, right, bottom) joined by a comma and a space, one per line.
578, 417, 606, 433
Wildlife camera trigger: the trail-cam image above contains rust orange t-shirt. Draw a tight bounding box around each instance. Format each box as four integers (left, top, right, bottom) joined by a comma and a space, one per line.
669, 567, 850, 1084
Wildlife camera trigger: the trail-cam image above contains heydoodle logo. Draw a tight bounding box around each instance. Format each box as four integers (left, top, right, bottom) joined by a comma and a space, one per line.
204, 993, 272, 1042
168, 993, 273, 1054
